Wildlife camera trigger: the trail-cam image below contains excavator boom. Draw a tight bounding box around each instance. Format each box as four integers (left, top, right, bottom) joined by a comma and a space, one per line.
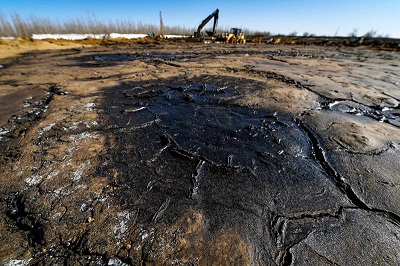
196, 9, 219, 41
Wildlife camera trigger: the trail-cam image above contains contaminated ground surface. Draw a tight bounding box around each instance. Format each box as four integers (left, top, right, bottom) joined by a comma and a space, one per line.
0, 40, 400, 265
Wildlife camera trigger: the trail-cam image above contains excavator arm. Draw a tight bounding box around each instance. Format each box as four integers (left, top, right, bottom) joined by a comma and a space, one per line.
196, 9, 219, 41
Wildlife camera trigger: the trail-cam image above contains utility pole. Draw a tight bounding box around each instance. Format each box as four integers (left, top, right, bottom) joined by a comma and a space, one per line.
159, 11, 164, 38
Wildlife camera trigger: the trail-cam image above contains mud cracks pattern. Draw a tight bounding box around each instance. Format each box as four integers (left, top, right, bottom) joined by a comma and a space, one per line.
1, 44, 400, 265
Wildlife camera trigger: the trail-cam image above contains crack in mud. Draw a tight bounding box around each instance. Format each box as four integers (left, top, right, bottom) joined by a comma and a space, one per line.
163, 132, 241, 170
296, 119, 368, 207
190, 160, 205, 200
271, 206, 346, 265
311, 250, 341, 266
4, 193, 45, 248
296, 118, 400, 226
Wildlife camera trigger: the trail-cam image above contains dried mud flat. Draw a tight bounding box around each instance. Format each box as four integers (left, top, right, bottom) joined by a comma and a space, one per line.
0, 42, 400, 265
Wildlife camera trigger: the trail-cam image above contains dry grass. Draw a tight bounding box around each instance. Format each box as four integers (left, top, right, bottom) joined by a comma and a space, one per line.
0, 12, 262, 38
0, 12, 198, 37
0, 12, 393, 40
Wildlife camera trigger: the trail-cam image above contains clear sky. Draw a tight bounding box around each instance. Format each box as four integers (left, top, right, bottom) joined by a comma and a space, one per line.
1, 0, 400, 37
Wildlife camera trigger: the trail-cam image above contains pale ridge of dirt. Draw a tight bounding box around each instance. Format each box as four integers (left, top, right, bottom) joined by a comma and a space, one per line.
0, 38, 91, 59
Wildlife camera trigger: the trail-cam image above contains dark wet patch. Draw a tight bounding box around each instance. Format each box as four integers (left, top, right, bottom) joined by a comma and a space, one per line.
93, 53, 195, 62
94, 74, 351, 263
0, 84, 64, 158
68, 49, 323, 69
94, 54, 137, 62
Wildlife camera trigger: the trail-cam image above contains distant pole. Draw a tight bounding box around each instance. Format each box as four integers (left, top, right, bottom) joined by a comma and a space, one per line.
159, 11, 164, 38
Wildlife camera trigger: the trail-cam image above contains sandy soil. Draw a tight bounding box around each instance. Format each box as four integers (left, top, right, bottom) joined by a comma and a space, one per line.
0, 40, 399, 265
0, 38, 92, 60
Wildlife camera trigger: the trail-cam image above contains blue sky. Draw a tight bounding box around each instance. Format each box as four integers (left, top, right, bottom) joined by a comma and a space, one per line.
1, 0, 399, 37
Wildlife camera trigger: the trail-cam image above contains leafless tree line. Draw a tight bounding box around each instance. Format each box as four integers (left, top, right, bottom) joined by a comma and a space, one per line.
0, 12, 390, 38
0, 12, 198, 37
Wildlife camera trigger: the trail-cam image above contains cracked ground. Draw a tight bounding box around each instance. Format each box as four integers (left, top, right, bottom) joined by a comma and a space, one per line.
0, 42, 400, 265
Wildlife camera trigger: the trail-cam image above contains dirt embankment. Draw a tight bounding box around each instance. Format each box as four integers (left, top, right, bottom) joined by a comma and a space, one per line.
2, 35, 399, 60
0, 38, 90, 59
0, 37, 183, 60
0, 41, 400, 265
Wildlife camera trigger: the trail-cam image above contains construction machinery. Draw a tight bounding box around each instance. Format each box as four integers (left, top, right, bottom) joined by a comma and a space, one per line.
192, 9, 245, 44
220, 28, 246, 44
194, 9, 219, 42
